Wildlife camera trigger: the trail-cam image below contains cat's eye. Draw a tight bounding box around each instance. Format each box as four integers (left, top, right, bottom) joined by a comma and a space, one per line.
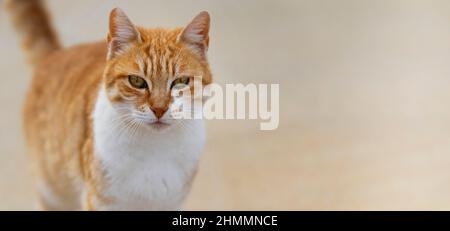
170, 77, 190, 89
128, 75, 148, 89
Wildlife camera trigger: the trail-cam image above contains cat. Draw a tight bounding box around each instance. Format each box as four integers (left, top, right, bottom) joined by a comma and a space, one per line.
6, 0, 212, 210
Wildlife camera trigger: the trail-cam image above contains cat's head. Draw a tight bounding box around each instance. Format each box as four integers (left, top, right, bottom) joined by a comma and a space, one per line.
103, 8, 212, 130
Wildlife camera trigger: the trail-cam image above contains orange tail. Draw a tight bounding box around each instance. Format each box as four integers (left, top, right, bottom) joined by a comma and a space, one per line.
5, 0, 61, 67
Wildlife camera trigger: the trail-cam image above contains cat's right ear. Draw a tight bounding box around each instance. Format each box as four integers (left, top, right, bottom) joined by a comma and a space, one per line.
107, 8, 141, 60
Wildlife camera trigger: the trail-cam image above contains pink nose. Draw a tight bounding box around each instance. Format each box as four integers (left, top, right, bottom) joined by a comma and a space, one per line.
151, 107, 167, 119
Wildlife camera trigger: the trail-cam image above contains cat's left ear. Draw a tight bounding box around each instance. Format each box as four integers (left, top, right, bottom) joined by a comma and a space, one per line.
107, 8, 141, 60
178, 11, 210, 57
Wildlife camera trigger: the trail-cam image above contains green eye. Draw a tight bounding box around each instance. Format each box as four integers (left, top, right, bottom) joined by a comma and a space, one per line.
170, 77, 190, 89
128, 75, 148, 89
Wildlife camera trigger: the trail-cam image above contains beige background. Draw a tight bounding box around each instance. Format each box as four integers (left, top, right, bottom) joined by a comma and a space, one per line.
2, 0, 450, 210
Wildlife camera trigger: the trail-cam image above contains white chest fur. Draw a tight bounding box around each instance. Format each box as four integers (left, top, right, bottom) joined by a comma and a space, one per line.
92, 89, 205, 210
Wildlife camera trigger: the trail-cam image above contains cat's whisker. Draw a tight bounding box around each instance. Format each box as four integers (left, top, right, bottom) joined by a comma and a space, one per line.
107, 120, 131, 140
130, 120, 143, 145
108, 117, 135, 137
113, 118, 138, 142
110, 114, 133, 124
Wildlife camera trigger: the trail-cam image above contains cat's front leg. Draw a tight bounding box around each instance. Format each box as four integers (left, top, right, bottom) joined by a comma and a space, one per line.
81, 185, 112, 211
82, 186, 122, 211
82, 189, 97, 211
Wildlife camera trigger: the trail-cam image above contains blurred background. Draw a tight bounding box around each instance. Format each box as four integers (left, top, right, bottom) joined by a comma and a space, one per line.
2, 0, 450, 210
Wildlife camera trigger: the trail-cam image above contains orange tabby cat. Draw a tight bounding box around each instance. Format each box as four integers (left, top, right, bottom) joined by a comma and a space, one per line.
6, 0, 212, 210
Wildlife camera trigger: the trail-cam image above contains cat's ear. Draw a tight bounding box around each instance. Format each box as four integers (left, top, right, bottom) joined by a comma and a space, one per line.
107, 8, 141, 60
178, 11, 210, 57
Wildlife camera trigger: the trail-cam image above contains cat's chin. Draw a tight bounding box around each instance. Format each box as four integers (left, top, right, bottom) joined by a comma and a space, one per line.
144, 121, 172, 131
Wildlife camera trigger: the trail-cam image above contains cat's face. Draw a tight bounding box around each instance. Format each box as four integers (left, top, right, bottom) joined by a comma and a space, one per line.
103, 9, 211, 130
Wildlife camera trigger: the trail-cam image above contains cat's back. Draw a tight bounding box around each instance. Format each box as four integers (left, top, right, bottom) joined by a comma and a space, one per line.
31, 41, 107, 96
25, 41, 105, 116
24, 41, 107, 132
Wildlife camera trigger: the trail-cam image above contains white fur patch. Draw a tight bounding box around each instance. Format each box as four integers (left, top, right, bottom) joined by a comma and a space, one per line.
92, 88, 205, 210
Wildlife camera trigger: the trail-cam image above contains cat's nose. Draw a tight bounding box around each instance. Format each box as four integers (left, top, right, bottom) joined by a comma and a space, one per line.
151, 107, 167, 119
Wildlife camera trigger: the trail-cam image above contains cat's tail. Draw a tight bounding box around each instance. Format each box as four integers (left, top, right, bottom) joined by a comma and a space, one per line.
5, 0, 61, 67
